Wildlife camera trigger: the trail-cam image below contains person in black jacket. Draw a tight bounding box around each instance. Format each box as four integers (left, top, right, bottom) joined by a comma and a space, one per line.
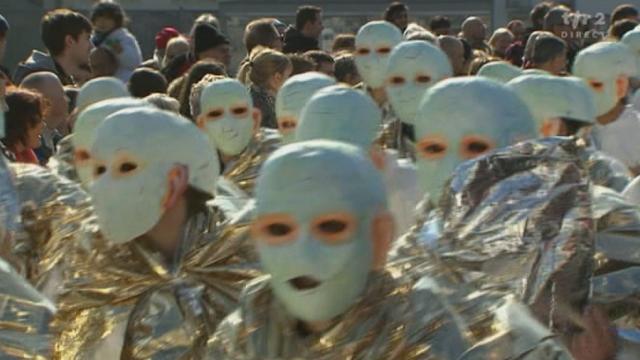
283, 6, 323, 54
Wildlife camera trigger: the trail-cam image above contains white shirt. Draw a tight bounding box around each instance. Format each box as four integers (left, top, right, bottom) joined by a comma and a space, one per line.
592, 105, 640, 171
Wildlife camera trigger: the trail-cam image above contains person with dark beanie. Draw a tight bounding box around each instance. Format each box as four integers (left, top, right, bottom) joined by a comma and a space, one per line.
128, 68, 168, 98
162, 23, 230, 83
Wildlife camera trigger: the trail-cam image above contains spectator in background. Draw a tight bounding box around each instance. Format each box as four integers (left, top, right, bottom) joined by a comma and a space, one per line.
194, 13, 220, 29
0, 14, 9, 81
383, 2, 409, 33
507, 19, 526, 42
429, 16, 451, 36
611, 4, 639, 24
163, 23, 231, 83
20, 72, 69, 165
526, 1, 553, 39
14, 9, 93, 86
334, 53, 360, 86
162, 36, 190, 69
2, 89, 46, 164
609, 19, 639, 40
304, 50, 335, 77
460, 38, 474, 74
144, 93, 179, 113
468, 55, 498, 75
283, 6, 323, 53
238, 46, 292, 128
523, 30, 553, 67
461, 17, 491, 53
403, 23, 438, 44
141, 27, 180, 70
332, 34, 356, 54
439, 35, 466, 76
244, 18, 284, 55
288, 53, 316, 75
489, 28, 514, 58
173, 59, 227, 117
128, 68, 168, 98
543, 6, 578, 67
90, 1, 142, 82
530, 35, 567, 75
89, 46, 118, 78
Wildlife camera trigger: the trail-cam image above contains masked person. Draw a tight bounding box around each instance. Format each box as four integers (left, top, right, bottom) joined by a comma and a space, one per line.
54, 107, 260, 359
207, 140, 572, 359
50, 77, 131, 181
353, 21, 410, 158
476, 61, 523, 83
385, 40, 451, 136
508, 74, 632, 192
0, 152, 56, 358
197, 78, 280, 196
275, 72, 335, 144
573, 42, 640, 175
621, 29, 640, 109
294, 85, 418, 235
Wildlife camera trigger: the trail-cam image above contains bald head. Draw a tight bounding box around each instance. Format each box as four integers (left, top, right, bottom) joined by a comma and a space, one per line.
439, 36, 465, 76
20, 71, 68, 127
461, 17, 486, 43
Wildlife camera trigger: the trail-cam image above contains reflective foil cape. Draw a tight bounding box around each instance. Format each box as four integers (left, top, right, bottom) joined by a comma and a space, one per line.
0, 258, 56, 359
223, 129, 281, 196
9, 162, 91, 296
207, 255, 571, 359
48, 134, 79, 183
53, 205, 260, 359
436, 137, 634, 333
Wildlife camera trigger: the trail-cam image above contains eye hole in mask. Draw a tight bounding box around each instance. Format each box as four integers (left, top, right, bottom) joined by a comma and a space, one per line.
460, 135, 494, 159
356, 48, 371, 56
206, 108, 225, 120
94, 163, 107, 178
588, 80, 604, 92
118, 162, 138, 174
415, 74, 432, 84
278, 118, 297, 132
251, 213, 299, 245
231, 106, 249, 117
417, 136, 449, 160
311, 212, 356, 245
74, 148, 91, 164
388, 76, 406, 86
376, 47, 391, 55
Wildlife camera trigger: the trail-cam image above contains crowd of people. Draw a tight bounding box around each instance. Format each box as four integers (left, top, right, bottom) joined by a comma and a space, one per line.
1, 0, 640, 358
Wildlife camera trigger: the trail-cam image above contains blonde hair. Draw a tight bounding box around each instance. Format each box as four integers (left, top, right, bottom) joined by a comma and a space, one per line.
144, 93, 180, 113
189, 74, 227, 118
237, 46, 291, 88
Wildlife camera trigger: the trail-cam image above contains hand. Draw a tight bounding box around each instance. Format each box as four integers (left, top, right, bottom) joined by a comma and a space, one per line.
569, 306, 617, 360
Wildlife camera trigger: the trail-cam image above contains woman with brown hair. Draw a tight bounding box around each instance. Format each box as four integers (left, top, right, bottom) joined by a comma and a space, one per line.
237, 46, 292, 128
2, 88, 46, 164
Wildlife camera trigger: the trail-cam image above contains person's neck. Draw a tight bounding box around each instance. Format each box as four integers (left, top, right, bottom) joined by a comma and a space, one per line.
140, 197, 188, 263
53, 54, 77, 79
220, 151, 240, 167
300, 27, 315, 39
596, 101, 625, 126
368, 87, 387, 107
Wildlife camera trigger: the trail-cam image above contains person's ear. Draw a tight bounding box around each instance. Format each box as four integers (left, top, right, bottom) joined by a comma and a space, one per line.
616, 75, 630, 99
371, 211, 395, 270
65, 34, 76, 48
195, 114, 207, 129
252, 108, 262, 133
162, 165, 189, 210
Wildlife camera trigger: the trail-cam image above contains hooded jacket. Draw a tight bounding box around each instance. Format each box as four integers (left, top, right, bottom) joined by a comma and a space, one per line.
13, 50, 73, 86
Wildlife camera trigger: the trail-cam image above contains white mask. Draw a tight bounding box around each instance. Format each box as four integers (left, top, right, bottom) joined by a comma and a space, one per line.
354, 21, 403, 89
90, 108, 219, 244
507, 75, 596, 132
295, 86, 381, 149
415, 77, 537, 200
72, 98, 150, 188
275, 72, 336, 144
198, 79, 256, 156
573, 42, 636, 116
76, 77, 130, 113
477, 61, 523, 83
252, 140, 388, 322
622, 29, 640, 77
385, 41, 452, 125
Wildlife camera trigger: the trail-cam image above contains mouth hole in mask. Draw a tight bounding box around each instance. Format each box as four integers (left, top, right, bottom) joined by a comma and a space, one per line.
289, 276, 321, 291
